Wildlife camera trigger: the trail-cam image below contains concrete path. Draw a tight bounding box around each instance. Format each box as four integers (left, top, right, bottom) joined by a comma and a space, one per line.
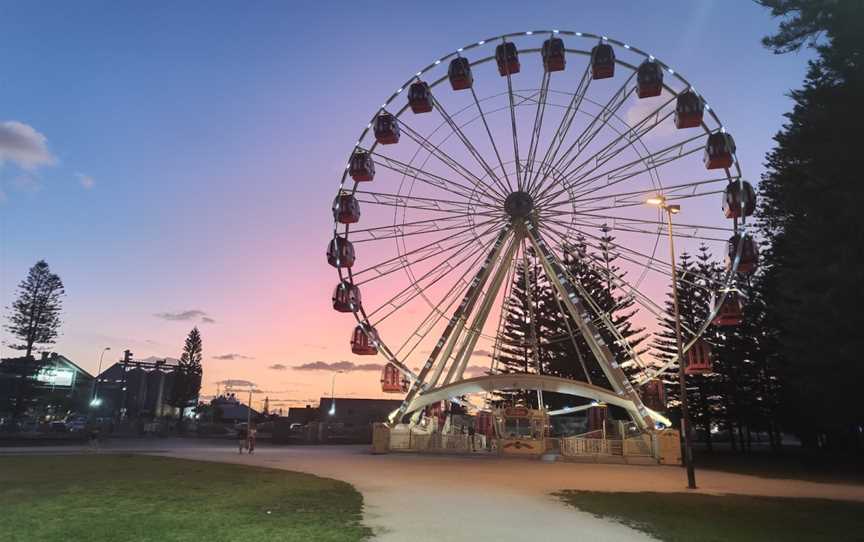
6, 440, 864, 541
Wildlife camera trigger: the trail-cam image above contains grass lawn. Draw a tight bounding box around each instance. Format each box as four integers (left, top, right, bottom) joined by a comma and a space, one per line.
0, 454, 371, 542
557, 491, 864, 542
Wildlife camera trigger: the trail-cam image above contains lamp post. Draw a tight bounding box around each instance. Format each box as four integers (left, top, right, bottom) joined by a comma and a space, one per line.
329, 370, 344, 416
647, 195, 697, 489
90, 347, 111, 407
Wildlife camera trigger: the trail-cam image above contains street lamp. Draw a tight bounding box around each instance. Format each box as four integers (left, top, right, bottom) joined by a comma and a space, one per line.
90, 347, 111, 407
647, 195, 696, 489
329, 370, 344, 416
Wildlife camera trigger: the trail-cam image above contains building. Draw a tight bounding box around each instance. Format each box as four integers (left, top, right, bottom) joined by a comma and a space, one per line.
94, 352, 187, 420
318, 397, 403, 443
0, 353, 94, 417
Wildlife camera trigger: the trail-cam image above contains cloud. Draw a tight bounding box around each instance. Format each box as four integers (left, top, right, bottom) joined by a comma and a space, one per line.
215, 379, 256, 388
293, 361, 384, 372
76, 173, 95, 190
472, 349, 493, 358
0, 121, 55, 169
213, 353, 253, 361
268, 363, 288, 370
625, 91, 676, 140
154, 309, 213, 324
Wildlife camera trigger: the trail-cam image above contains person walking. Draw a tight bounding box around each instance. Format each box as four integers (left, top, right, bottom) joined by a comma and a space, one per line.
247, 424, 257, 455
238, 424, 248, 454
468, 424, 476, 452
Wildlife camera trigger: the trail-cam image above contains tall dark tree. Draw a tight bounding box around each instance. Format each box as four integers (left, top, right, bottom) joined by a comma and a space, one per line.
4, 260, 65, 358
168, 327, 204, 424
757, 0, 864, 450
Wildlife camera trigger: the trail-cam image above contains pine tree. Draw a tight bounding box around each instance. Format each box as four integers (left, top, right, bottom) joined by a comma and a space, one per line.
757, 0, 864, 450
169, 327, 204, 425
4, 260, 65, 358
650, 249, 722, 443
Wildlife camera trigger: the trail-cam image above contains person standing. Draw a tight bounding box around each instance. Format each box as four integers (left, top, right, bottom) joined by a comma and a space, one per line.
468, 424, 476, 452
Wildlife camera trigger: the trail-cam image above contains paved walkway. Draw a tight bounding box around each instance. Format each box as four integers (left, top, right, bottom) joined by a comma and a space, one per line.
5, 440, 864, 541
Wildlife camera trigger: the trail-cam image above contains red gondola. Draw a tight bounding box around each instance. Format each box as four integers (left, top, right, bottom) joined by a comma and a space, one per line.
685, 339, 713, 374
408, 81, 433, 114
332, 281, 361, 313
674, 90, 704, 129
326, 236, 355, 268
636, 60, 663, 98
712, 292, 744, 327
332, 192, 360, 224
381, 363, 407, 393
373, 112, 400, 145
495, 42, 520, 76
448, 57, 473, 90
590, 43, 615, 79
351, 325, 379, 355
541, 37, 566, 72
723, 180, 757, 219
704, 132, 736, 170
640, 379, 667, 411
726, 234, 759, 274
349, 150, 375, 182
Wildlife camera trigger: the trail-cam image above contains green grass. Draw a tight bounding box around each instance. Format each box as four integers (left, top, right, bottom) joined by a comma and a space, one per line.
0, 455, 371, 542
557, 491, 864, 542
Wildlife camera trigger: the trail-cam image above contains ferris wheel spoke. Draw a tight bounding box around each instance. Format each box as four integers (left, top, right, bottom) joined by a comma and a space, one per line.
351, 217, 498, 244
370, 152, 490, 203
536, 133, 707, 209
523, 70, 552, 195
540, 214, 730, 245
542, 185, 731, 215
532, 71, 637, 202
368, 228, 497, 324
501, 41, 523, 190
539, 218, 727, 293
553, 94, 677, 190
558, 211, 734, 234
353, 190, 497, 216
431, 95, 511, 197
468, 87, 516, 193
351, 218, 503, 285
554, 132, 708, 204
527, 62, 592, 193
399, 121, 505, 203
542, 177, 731, 209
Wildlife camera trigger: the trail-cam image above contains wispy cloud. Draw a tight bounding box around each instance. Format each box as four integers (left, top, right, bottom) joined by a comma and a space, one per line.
215, 379, 256, 388
76, 173, 95, 190
268, 363, 288, 370
0, 121, 55, 170
213, 353, 253, 361
472, 349, 493, 358
293, 361, 384, 372
154, 309, 214, 324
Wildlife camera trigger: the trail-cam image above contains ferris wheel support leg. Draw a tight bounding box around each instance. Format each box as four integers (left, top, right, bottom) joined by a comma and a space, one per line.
523, 223, 654, 431
388, 227, 513, 426
445, 233, 521, 385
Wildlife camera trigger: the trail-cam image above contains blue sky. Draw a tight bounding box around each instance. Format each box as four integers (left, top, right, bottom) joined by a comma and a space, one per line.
0, 1, 813, 406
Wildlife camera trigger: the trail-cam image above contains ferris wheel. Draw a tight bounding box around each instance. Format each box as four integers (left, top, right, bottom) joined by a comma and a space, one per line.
328, 30, 757, 430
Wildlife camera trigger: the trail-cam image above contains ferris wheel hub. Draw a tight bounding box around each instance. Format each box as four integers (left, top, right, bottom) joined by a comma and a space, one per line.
504, 190, 534, 219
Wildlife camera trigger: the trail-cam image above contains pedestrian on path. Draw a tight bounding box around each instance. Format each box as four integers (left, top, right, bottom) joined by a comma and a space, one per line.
238, 424, 248, 454
248, 424, 257, 455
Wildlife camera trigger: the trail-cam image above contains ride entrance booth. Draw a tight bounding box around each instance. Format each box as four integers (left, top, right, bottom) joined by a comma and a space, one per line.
494, 407, 548, 456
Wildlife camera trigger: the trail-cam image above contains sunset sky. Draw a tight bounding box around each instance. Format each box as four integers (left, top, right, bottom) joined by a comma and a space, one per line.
0, 1, 813, 411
